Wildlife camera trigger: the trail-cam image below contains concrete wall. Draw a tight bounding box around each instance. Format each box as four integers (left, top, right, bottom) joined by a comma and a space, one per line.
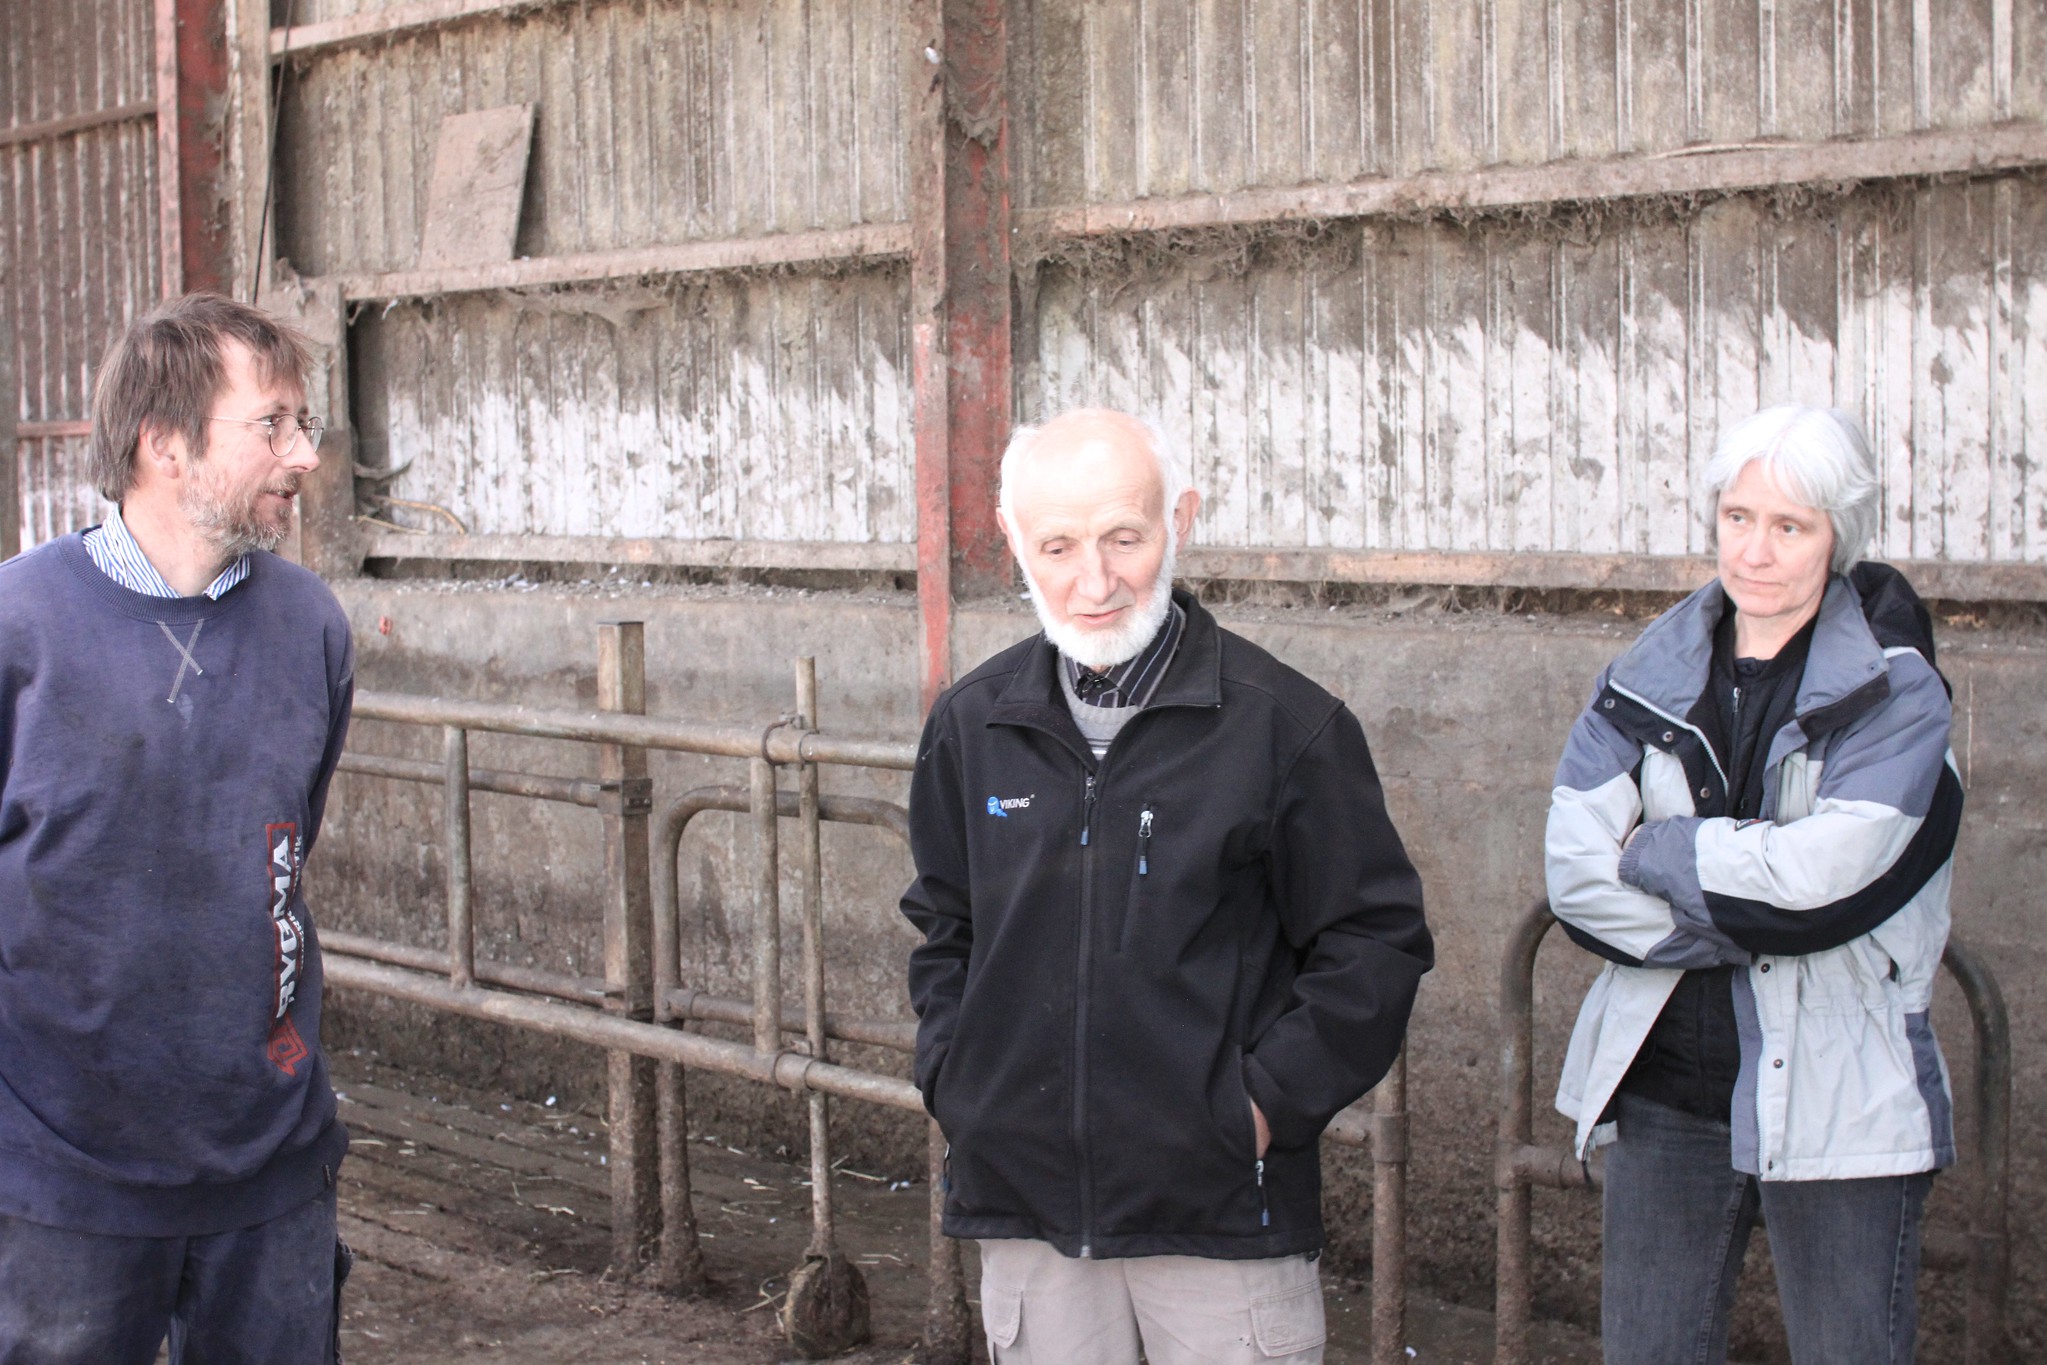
312, 575, 2047, 1361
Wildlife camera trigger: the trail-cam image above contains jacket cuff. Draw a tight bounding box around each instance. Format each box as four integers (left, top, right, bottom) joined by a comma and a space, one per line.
1616, 832, 1647, 889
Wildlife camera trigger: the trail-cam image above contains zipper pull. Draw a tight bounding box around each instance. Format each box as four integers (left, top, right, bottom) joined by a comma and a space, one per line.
1255, 1157, 1270, 1227
1080, 774, 1097, 846
942, 1143, 952, 1194
1137, 807, 1153, 875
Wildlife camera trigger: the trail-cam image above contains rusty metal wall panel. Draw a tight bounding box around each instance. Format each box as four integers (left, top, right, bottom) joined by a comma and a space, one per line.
0, 0, 156, 124
351, 270, 915, 543
3, 0, 160, 550
1018, 0, 2030, 207
1025, 178, 2047, 565
273, 0, 908, 277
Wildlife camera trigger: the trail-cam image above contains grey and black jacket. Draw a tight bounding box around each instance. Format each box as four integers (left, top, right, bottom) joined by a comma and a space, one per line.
1547, 563, 1963, 1179
901, 590, 1432, 1259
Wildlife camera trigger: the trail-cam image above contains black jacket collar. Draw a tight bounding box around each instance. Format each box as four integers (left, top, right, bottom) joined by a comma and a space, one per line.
988, 587, 1222, 740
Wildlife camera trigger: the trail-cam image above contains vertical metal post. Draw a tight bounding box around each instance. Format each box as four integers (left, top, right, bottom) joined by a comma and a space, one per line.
1371, 1048, 1408, 1365
1494, 902, 1551, 1365
780, 659, 870, 1355
908, 0, 1013, 713
795, 660, 834, 1253
652, 730, 706, 1294
653, 1061, 707, 1293
153, 0, 185, 297
923, 1120, 970, 1363
749, 756, 782, 1056
1, 292, 19, 563
442, 725, 474, 989
154, 0, 232, 295
1945, 937, 2013, 1363
598, 622, 659, 1276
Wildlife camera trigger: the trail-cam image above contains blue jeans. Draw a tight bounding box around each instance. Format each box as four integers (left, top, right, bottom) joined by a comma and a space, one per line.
1601, 1092, 1932, 1365
0, 1190, 345, 1365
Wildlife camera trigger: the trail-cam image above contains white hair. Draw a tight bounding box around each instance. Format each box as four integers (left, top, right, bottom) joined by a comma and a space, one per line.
997, 411, 1189, 525
1702, 404, 1880, 575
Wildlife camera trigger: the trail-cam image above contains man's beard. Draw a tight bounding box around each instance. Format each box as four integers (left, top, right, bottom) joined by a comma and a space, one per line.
1019, 526, 1178, 671
182, 466, 299, 557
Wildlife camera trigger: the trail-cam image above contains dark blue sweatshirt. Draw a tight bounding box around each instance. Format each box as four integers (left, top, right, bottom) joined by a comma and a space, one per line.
0, 533, 352, 1235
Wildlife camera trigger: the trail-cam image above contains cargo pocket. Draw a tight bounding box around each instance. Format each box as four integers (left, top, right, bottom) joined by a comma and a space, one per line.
982, 1281, 1022, 1354
1249, 1279, 1326, 1359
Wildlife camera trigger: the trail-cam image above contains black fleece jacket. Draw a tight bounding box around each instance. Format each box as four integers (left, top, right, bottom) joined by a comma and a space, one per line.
900, 590, 1432, 1260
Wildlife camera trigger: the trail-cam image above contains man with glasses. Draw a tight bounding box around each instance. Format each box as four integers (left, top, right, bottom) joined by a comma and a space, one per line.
0, 293, 355, 1361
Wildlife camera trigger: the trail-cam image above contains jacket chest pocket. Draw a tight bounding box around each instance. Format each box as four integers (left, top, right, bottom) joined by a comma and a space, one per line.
1117, 801, 1160, 954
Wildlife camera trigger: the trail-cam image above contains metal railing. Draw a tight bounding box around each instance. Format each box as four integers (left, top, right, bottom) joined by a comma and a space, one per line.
1494, 899, 2012, 1364
321, 623, 1419, 1361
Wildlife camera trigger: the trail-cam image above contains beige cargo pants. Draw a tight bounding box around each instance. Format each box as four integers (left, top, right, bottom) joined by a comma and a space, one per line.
978, 1238, 1326, 1364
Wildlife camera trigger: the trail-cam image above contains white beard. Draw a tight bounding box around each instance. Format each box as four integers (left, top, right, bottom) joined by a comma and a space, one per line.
1018, 528, 1179, 671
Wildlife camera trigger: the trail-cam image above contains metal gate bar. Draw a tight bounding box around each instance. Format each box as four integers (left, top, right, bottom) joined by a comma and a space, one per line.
1494, 899, 2011, 1364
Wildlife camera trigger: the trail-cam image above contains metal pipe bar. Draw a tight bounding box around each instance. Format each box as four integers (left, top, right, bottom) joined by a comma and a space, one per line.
270, 0, 562, 55
322, 954, 922, 1112
1492, 899, 1553, 1365
1371, 1050, 1408, 1365
749, 758, 782, 1057
654, 1056, 707, 1291
1942, 935, 2013, 1362
335, 224, 909, 304
597, 623, 659, 1275
662, 990, 917, 1054
358, 530, 916, 574
442, 727, 475, 988
0, 101, 155, 150
923, 1119, 971, 1361
338, 750, 601, 806
12, 421, 94, 439
794, 660, 836, 1257
321, 931, 609, 1001
1016, 123, 2047, 242
352, 690, 916, 771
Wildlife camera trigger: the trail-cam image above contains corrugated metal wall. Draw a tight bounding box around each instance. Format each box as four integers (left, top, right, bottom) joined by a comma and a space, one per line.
1011, 0, 2032, 199
1014, 0, 2047, 567
274, 0, 916, 550
1025, 182, 2047, 563
10, 0, 2046, 576
277, 0, 906, 270
2, 0, 159, 549
352, 278, 915, 543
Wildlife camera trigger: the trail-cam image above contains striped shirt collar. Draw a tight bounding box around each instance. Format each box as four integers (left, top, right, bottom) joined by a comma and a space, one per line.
83, 506, 251, 600
1060, 600, 1187, 710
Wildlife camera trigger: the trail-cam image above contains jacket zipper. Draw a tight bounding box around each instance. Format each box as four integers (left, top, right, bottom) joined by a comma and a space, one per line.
1255, 1156, 1270, 1227
1137, 807, 1153, 875
1073, 769, 1098, 1256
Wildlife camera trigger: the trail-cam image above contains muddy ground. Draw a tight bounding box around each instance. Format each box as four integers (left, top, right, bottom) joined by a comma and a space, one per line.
329, 1049, 1606, 1364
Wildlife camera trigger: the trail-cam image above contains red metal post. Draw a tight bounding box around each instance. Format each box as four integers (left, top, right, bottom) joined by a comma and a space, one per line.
909, 0, 1013, 714
154, 0, 233, 297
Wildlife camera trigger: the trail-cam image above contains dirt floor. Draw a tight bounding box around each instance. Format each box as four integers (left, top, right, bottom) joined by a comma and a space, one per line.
329, 1051, 1605, 1365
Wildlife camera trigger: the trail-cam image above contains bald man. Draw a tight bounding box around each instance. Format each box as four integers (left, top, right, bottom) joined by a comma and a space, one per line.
900, 410, 1433, 1364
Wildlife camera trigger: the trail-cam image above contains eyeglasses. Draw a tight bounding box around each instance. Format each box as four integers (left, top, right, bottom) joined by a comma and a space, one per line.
210, 414, 325, 458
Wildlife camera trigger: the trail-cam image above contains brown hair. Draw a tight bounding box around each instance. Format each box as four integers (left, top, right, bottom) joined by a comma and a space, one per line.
89, 292, 314, 500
